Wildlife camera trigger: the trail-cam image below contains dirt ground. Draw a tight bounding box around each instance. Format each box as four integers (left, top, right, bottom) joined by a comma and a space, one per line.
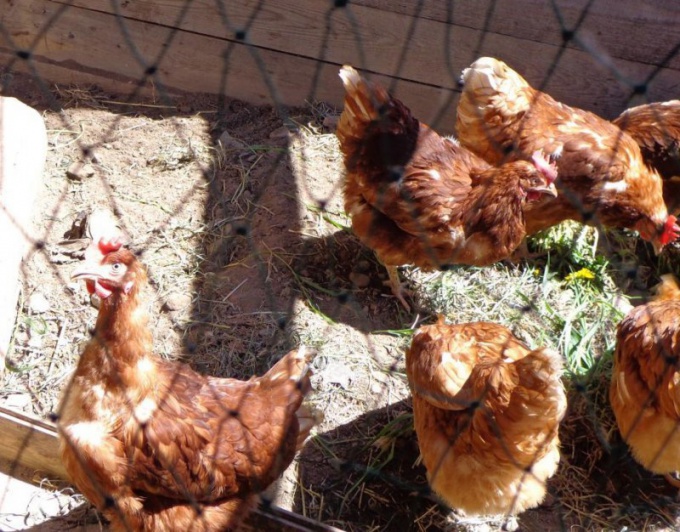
1, 73, 679, 531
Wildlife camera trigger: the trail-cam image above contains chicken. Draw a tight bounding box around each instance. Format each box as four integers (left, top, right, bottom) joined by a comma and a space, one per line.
56, 236, 316, 532
457, 57, 679, 252
609, 274, 680, 488
337, 65, 558, 308
613, 100, 680, 215
406, 318, 567, 516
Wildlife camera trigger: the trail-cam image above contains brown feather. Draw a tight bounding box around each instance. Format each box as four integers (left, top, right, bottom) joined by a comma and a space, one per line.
610, 279, 680, 476
406, 320, 566, 515
457, 57, 673, 250
614, 101, 680, 215
337, 65, 558, 273
59, 245, 316, 531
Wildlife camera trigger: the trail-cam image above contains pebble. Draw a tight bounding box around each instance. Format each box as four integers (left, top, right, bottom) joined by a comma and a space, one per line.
28, 292, 50, 314
349, 271, 371, 288
356, 260, 371, 272
4, 393, 31, 411
65, 282, 80, 294
323, 115, 339, 130
269, 126, 290, 139
86, 149, 102, 164
27, 333, 43, 349
326, 362, 352, 389
218, 130, 246, 151
13, 330, 29, 345
66, 161, 95, 180
164, 292, 193, 311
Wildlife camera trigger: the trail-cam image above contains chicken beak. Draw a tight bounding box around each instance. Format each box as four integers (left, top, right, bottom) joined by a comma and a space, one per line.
652, 240, 664, 255
71, 264, 103, 282
529, 182, 558, 198
71, 264, 113, 299
652, 216, 680, 255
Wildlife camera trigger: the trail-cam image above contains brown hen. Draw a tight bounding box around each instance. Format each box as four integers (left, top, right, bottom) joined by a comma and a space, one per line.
613, 100, 680, 216
406, 318, 567, 516
57, 237, 316, 532
610, 274, 680, 487
337, 65, 558, 308
457, 57, 679, 252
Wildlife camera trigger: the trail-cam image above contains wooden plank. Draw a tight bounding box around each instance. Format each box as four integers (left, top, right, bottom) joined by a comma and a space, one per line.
353, 0, 680, 71
0, 406, 339, 531
0, 406, 68, 480
0, 0, 459, 131
40, 0, 680, 119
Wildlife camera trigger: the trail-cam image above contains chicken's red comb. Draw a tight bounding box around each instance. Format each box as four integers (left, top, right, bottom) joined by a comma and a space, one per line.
531, 151, 558, 184
97, 236, 124, 254
660, 215, 680, 246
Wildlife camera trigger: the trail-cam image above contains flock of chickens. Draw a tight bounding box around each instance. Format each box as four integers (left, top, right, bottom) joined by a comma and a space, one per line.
53, 57, 680, 531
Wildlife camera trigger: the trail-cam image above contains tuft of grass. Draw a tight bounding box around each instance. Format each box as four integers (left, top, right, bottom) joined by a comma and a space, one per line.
413, 221, 628, 377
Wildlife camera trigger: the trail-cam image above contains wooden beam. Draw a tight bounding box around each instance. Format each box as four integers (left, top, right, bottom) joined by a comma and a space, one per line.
0, 406, 341, 531
353, 0, 680, 71
0, 406, 68, 480
39, 0, 680, 119
0, 0, 459, 131
2, 0, 678, 129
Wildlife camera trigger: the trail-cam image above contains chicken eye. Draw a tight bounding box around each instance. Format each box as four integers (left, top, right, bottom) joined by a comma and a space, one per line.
110, 263, 123, 274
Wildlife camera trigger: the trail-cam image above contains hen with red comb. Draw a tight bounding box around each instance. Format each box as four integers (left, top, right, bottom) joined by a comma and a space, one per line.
59, 234, 318, 531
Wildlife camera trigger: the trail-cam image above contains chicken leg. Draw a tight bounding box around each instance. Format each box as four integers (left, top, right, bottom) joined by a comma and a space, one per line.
384, 265, 411, 311
665, 472, 680, 489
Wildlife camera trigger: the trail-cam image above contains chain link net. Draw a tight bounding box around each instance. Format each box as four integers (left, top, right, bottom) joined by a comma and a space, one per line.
1, 1, 680, 531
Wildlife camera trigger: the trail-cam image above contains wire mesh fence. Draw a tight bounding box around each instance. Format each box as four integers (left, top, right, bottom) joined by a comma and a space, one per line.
1, 1, 680, 531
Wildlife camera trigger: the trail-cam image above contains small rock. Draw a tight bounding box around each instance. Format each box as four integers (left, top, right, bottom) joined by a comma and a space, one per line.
269, 126, 290, 139
323, 115, 339, 130
164, 293, 192, 312
66, 161, 95, 180
13, 330, 29, 345
5, 393, 31, 411
86, 149, 102, 164
613, 293, 634, 314
218, 131, 246, 151
326, 362, 352, 389
349, 271, 371, 288
27, 333, 43, 349
28, 292, 50, 314
65, 282, 80, 294
356, 260, 371, 272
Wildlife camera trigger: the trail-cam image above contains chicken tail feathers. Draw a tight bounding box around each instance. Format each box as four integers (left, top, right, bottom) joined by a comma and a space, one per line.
337, 65, 420, 174
338, 65, 387, 130
457, 57, 534, 163
459, 57, 531, 108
